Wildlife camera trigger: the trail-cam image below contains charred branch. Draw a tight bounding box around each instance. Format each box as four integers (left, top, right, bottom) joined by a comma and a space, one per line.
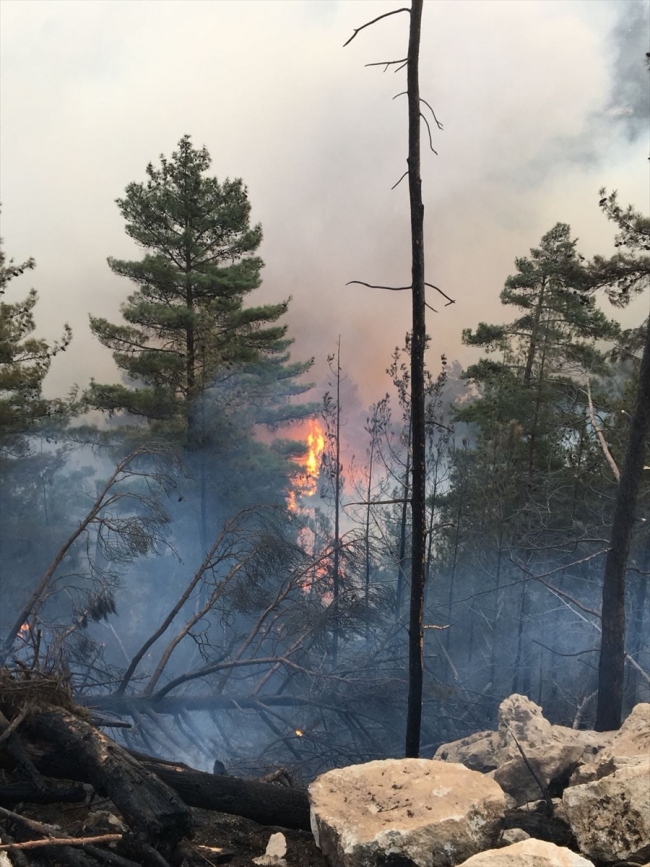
365, 58, 408, 72
343, 8, 410, 47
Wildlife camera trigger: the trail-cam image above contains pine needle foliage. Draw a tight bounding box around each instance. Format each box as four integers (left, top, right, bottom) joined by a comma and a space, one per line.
87, 135, 313, 444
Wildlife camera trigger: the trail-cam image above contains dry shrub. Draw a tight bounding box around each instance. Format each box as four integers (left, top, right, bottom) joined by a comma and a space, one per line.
0, 666, 89, 721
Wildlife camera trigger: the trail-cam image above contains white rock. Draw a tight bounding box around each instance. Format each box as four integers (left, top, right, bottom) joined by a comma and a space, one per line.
252, 831, 288, 866
82, 810, 128, 835
499, 828, 530, 845
456, 838, 594, 866
434, 730, 501, 773
569, 703, 650, 786
435, 695, 614, 806
309, 758, 506, 867
610, 702, 650, 757
563, 756, 650, 862
0, 839, 12, 867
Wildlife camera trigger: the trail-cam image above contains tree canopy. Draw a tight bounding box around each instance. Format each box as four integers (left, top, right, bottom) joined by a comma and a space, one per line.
87, 135, 314, 445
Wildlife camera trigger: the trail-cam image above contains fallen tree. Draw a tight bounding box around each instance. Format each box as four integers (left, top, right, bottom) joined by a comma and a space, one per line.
0, 667, 313, 867
30, 734, 311, 831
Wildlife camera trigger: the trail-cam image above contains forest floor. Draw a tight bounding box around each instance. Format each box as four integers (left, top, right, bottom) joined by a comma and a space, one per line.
12, 799, 328, 867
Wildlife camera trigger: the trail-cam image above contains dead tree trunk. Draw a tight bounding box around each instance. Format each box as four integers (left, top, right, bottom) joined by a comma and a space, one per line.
23, 707, 192, 845
405, 0, 427, 759
28, 734, 311, 831
596, 315, 650, 730
135, 756, 311, 831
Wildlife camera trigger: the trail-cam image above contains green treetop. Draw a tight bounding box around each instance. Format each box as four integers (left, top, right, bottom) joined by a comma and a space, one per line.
87, 135, 313, 444
458, 223, 620, 472
0, 239, 72, 453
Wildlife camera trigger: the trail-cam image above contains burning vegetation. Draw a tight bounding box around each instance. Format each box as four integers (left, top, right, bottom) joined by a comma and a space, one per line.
286, 419, 326, 512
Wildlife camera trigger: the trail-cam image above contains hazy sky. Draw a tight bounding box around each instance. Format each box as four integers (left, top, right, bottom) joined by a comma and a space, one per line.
1, 0, 648, 408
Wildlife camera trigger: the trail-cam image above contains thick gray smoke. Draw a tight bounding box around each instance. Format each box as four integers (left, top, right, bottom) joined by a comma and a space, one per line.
606, 1, 650, 143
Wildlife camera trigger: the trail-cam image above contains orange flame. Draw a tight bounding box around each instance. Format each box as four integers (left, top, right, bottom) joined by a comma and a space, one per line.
287, 420, 325, 510
295, 729, 304, 737
19, 622, 30, 635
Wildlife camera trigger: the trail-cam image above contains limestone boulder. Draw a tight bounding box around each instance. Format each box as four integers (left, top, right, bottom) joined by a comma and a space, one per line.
563, 756, 650, 863
308, 758, 506, 867
434, 730, 502, 773
499, 828, 530, 845
456, 839, 594, 866
568, 703, 650, 787
610, 702, 650, 757
491, 744, 584, 807
434, 695, 615, 806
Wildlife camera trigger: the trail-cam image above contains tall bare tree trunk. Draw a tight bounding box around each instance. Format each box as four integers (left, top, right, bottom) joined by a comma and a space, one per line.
331, 337, 342, 666
395, 422, 412, 615
405, 0, 426, 758
596, 316, 650, 730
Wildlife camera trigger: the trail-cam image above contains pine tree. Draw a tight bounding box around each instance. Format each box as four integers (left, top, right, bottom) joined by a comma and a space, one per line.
0, 239, 72, 451
87, 135, 313, 444
441, 223, 622, 700
459, 223, 619, 479
588, 192, 650, 730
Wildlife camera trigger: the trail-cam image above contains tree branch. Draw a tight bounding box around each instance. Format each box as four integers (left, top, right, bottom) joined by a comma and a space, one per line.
393, 92, 444, 129
420, 112, 438, 154
0, 835, 123, 852
343, 8, 410, 47
392, 170, 409, 190
586, 384, 621, 481
425, 283, 455, 305
346, 280, 411, 291
365, 58, 408, 72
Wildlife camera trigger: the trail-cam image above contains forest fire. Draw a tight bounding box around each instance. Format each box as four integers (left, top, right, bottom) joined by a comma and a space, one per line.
287, 419, 325, 511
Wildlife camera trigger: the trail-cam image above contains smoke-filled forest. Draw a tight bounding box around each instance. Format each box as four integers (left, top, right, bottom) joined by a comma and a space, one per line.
0, 2, 649, 865
2, 138, 649, 773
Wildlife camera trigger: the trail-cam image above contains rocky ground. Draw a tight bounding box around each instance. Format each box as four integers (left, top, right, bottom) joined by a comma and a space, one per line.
307, 696, 650, 867
1, 693, 648, 866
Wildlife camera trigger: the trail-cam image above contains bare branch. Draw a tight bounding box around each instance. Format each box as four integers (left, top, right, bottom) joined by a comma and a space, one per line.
511, 555, 603, 618
393, 92, 444, 128
420, 97, 443, 129
345, 497, 411, 506
365, 58, 408, 72
392, 170, 409, 190
425, 282, 456, 305
586, 384, 621, 481
347, 280, 411, 291
343, 8, 410, 47
0, 835, 123, 852
420, 112, 438, 154
425, 301, 438, 314
0, 705, 29, 745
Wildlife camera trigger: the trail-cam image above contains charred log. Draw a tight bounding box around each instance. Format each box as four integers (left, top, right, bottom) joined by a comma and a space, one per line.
22, 706, 192, 847
137, 757, 311, 832
0, 779, 86, 806
31, 737, 311, 831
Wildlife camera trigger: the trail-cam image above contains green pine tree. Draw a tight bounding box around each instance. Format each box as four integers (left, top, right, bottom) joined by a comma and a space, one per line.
459, 223, 619, 478
87, 135, 313, 444
0, 238, 72, 452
